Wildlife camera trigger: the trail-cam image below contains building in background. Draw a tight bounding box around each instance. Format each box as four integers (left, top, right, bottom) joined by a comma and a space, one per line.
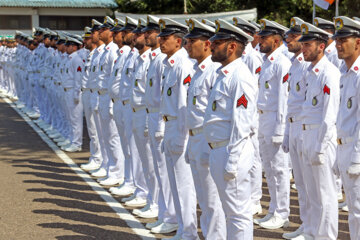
0, 0, 117, 36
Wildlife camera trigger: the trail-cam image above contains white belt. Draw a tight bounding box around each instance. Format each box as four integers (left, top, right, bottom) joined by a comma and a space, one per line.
288, 116, 300, 123
208, 140, 230, 149
146, 107, 160, 113
132, 106, 146, 113
189, 127, 203, 136
302, 124, 320, 130
163, 115, 177, 122
337, 137, 354, 145
97, 89, 107, 95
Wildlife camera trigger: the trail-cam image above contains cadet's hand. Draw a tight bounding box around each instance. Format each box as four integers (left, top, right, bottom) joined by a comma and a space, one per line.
74, 98, 79, 105
160, 141, 165, 153
184, 150, 190, 164
200, 152, 209, 167
332, 160, 340, 177
347, 163, 360, 177
311, 152, 325, 166
224, 169, 237, 181
143, 129, 149, 137
272, 135, 283, 145
282, 135, 289, 153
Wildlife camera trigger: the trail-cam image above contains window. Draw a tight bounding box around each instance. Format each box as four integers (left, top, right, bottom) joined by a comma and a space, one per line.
40, 16, 103, 30
0, 15, 32, 29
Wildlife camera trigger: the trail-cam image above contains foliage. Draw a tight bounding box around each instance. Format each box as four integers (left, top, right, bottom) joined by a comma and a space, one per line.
115, 0, 360, 26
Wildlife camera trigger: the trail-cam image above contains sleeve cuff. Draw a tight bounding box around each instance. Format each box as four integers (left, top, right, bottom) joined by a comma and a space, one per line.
225, 154, 238, 173
351, 152, 360, 164
274, 123, 285, 136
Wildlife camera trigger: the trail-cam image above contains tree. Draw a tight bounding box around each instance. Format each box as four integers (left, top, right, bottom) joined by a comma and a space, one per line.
115, 0, 360, 26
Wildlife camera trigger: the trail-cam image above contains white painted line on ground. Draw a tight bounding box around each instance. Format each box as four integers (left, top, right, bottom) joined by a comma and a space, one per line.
2, 97, 157, 240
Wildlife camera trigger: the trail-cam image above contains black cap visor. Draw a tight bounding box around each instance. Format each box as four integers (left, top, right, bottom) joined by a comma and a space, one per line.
142, 24, 160, 33
298, 33, 329, 42
119, 24, 137, 32
333, 29, 360, 39
184, 29, 213, 39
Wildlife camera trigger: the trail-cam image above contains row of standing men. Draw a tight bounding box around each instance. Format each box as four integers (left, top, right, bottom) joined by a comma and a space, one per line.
1, 14, 360, 240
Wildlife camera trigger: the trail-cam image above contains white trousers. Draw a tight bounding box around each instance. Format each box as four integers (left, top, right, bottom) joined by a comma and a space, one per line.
164, 120, 197, 240
258, 112, 290, 219
147, 112, 176, 224
302, 128, 338, 239
289, 121, 308, 227
98, 94, 124, 180
132, 108, 158, 205
82, 90, 101, 165
337, 143, 360, 240
209, 139, 254, 240
188, 133, 226, 239
122, 103, 147, 198
249, 130, 262, 206
64, 89, 83, 147
113, 100, 133, 187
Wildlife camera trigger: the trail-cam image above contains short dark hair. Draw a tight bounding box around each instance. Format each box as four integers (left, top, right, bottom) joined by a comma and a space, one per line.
173, 32, 185, 47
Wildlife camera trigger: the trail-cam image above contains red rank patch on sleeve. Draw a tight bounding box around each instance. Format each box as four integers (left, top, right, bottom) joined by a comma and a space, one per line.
183, 74, 191, 85
77, 66, 82, 72
323, 84, 330, 95
237, 94, 248, 108
255, 66, 261, 74
282, 73, 289, 83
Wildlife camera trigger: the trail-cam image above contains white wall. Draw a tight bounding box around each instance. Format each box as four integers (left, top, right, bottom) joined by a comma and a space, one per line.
0, 7, 112, 35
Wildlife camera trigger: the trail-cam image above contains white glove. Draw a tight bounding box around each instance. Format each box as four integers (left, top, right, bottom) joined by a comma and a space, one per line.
347, 163, 360, 177
200, 152, 210, 167
154, 132, 164, 141
272, 135, 283, 145
311, 152, 325, 166
144, 129, 149, 137
332, 160, 340, 177
282, 135, 289, 153
109, 106, 113, 117
224, 169, 237, 181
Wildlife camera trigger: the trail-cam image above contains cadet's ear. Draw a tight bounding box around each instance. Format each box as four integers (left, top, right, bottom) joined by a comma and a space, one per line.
356, 37, 360, 50
204, 39, 211, 50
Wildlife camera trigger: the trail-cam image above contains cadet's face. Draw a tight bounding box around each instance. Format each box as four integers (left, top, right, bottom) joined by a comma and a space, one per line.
122, 31, 134, 45
44, 37, 51, 46
186, 38, 205, 60
286, 33, 302, 53
113, 32, 123, 45
159, 35, 179, 56
302, 41, 322, 62
134, 33, 145, 50
99, 28, 111, 41
259, 35, 274, 53
84, 38, 92, 49
210, 39, 228, 63
144, 30, 158, 48
335, 36, 360, 59
91, 31, 100, 43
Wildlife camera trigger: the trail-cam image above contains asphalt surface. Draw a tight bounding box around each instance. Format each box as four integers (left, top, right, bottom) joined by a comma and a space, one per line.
0, 97, 351, 240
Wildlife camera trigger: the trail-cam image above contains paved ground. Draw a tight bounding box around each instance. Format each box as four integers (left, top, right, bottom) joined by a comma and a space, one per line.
0, 97, 351, 240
